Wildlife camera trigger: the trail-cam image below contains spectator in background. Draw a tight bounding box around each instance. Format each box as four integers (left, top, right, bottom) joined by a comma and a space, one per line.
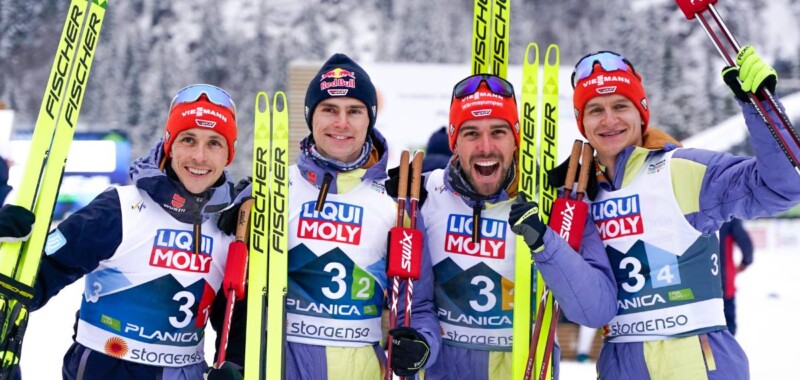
0, 120, 12, 205
574, 325, 597, 363
719, 218, 754, 335
0, 156, 10, 205
422, 126, 451, 172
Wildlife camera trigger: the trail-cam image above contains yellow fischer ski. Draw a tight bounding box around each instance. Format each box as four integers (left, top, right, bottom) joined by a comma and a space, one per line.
266, 92, 289, 379
0, 0, 108, 371
244, 92, 289, 380
531, 44, 560, 380
244, 92, 270, 380
471, 0, 510, 77
513, 42, 539, 380
514, 43, 560, 380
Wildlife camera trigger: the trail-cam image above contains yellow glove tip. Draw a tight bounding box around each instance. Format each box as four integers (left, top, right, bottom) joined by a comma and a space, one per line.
736, 45, 755, 66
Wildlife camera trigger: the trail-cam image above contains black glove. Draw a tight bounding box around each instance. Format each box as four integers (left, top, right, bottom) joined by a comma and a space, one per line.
388, 326, 430, 377
508, 195, 546, 254
547, 157, 598, 201
206, 362, 243, 380
0, 205, 35, 243
386, 164, 428, 206
217, 205, 243, 236
218, 178, 254, 235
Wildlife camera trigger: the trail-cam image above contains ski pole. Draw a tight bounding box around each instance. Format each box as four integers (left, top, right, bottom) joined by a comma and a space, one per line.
386, 150, 410, 380
386, 151, 425, 380
675, 0, 800, 174
216, 199, 253, 367
525, 141, 593, 380
524, 140, 581, 380
537, 142, 594, 380
403, 151, 424, 331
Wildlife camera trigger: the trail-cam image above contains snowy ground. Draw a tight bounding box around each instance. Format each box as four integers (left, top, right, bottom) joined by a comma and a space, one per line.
19, 221, 799, 379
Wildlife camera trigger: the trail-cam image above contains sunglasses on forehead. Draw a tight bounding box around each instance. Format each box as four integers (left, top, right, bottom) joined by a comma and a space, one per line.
571, 51, 640, 88
452, 74, 516, 101
169, 84, 237, 118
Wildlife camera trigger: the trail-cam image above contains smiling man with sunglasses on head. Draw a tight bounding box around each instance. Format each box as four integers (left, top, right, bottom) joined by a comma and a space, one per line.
566, 48, 800, 380
391, 74, 617, 380
27, 84, 246, 379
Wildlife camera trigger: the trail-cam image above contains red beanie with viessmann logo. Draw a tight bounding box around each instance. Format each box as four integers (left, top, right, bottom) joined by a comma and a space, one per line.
162, 97, 238, 165
448, 83, 520, 151
572, 66, 649, 137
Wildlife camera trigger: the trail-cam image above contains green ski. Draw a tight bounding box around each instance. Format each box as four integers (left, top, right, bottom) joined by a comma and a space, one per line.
244, 92, 289, 380
266, 92, 289, 380
513, 42, 539, 380
531, 44, 560, 380
244, 92, 270, 380
471, 0, 510, 77
0, 0, 107, 370
513, 43, 560, 380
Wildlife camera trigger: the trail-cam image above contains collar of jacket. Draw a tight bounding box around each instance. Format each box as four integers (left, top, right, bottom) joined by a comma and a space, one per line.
128, 139, 235, 225
599, 127, 683, 191
442, 155, 518, 208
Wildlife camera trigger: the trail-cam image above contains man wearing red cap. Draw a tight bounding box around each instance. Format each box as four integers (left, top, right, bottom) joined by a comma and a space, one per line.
568, 47, 800, 379
397, 74, 617, 379
28, 84, 245, 379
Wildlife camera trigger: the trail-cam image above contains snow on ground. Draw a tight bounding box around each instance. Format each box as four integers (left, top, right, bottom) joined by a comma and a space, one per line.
20, 219, 800, 378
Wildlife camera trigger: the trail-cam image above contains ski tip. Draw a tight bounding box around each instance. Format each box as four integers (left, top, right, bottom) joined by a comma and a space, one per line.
273, 91, 288, 112
545, 45, 560, 67
524, 43, 539, 66
255, 92, 269, 113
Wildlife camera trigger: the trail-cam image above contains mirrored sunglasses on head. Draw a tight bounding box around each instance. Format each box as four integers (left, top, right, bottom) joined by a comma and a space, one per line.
571, 51, 639, 88
452, 74, 516, 101
170, 84, 237, 118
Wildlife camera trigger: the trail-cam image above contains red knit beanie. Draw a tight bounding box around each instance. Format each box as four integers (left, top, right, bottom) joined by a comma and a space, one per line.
573, 64, 649, 137
448, 82, 520, 150
163, 96, 237, 165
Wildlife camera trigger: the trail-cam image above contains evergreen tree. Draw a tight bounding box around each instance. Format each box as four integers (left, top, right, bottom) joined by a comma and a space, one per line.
193, 0, 231, 85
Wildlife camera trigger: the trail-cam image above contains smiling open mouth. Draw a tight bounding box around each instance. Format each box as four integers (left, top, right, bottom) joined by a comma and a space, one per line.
188, 167, 210, 175
474, 161, 499, 177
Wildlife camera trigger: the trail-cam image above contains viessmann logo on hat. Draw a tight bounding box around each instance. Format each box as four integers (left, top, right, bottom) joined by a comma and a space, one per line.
581, 74, 631, 88
181, 106, 229, 123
